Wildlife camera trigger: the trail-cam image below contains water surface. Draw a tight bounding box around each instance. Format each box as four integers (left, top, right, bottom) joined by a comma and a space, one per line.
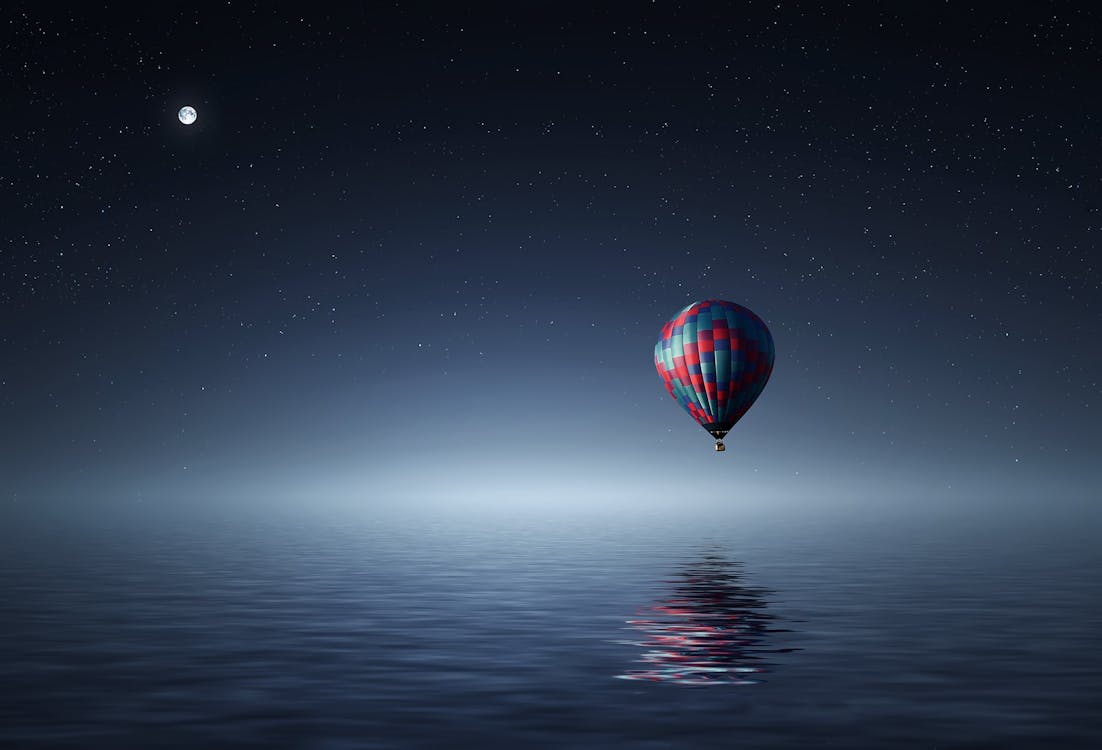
2, 503, 1099, 748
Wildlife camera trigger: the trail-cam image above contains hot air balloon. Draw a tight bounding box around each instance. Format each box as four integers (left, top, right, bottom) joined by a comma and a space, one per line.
655, 299, 774, 451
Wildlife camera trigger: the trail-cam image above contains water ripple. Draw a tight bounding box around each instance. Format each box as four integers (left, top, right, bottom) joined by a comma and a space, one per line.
615, 551, 798, 685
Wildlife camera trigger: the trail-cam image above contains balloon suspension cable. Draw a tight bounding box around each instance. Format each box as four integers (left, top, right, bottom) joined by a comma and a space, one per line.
706, 428, 729, 452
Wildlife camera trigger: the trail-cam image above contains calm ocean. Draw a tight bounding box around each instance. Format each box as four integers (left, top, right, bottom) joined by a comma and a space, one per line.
2, 502, 1099, 748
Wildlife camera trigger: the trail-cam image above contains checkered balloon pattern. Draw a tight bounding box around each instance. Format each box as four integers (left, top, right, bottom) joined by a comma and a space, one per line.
654, 299, 774, 436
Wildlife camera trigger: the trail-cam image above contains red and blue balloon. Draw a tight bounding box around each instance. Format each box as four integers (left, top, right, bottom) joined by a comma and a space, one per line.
655, 299, 774, 451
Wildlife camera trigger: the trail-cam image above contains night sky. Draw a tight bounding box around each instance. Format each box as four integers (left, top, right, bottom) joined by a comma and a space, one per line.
3, 3, 1099, 512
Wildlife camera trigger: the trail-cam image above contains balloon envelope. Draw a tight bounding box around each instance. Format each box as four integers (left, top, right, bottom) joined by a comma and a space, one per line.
654, 299, 774, 440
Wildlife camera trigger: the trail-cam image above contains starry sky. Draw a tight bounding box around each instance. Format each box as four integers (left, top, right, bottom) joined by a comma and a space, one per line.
2, 3, 1099, 512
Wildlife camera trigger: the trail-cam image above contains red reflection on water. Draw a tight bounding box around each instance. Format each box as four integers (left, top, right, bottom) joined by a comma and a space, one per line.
616, 553, 795, 686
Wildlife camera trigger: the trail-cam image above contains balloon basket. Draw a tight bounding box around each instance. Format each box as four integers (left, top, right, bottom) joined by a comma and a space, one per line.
714, 441, 726, 452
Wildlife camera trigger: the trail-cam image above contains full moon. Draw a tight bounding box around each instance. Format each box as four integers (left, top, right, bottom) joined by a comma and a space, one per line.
178, 106, 197, 125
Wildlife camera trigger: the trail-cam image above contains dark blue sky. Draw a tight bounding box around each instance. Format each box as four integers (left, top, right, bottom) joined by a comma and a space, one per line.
2, 3, 1098, 511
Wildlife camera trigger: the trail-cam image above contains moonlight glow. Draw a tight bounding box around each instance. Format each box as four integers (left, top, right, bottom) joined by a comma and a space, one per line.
178, 106, 197, 125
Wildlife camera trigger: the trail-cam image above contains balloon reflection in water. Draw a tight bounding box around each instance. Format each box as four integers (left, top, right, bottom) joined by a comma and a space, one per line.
616, 553, 796, 685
